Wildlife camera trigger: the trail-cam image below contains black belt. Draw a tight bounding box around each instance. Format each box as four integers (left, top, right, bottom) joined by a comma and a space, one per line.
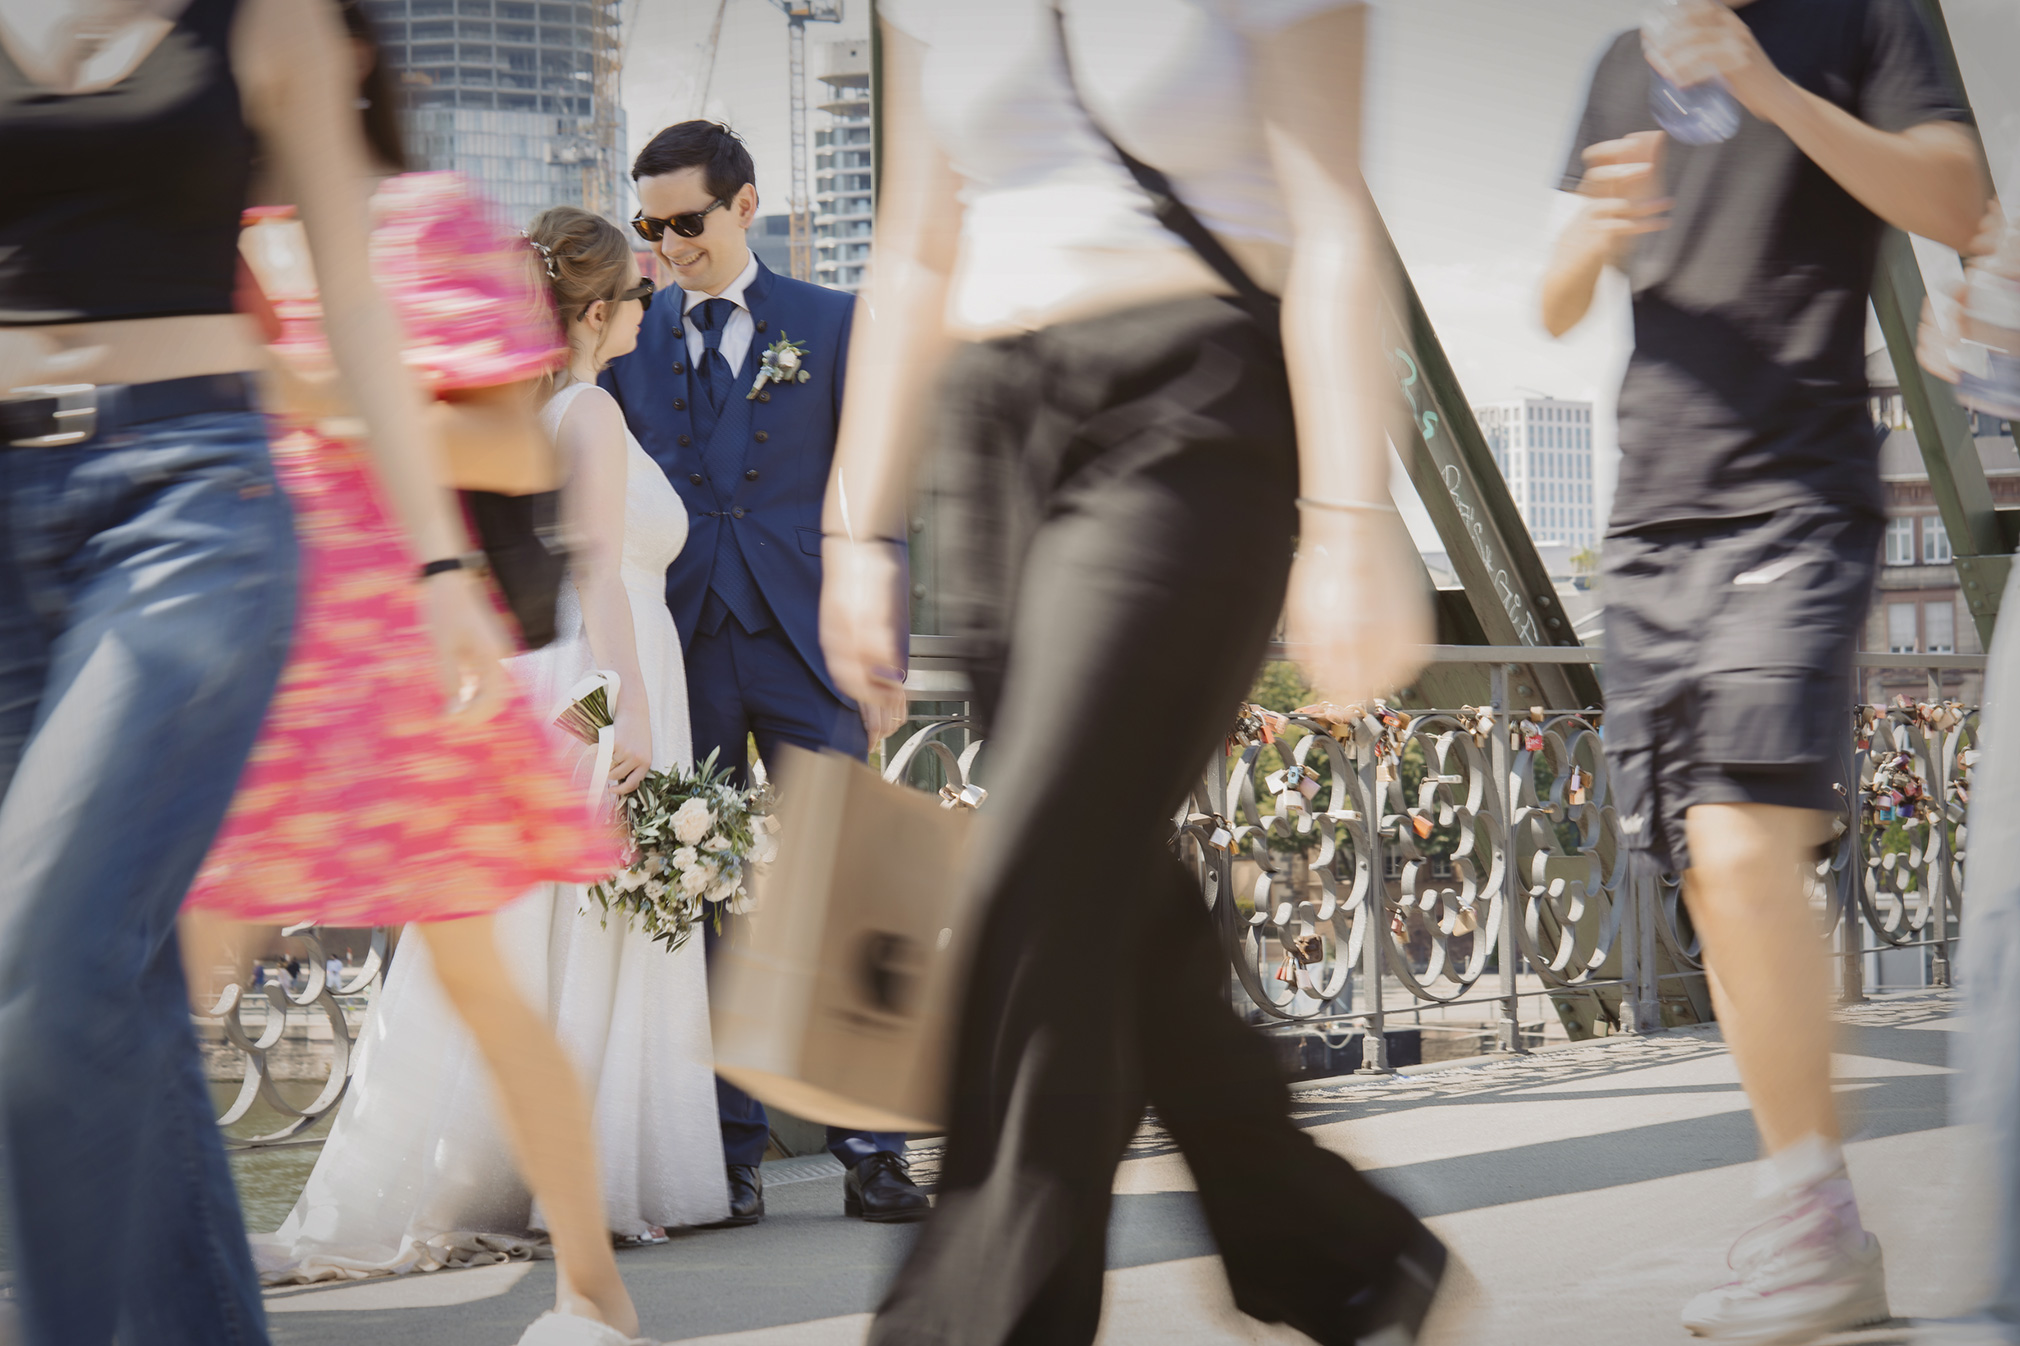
1, 373, 259, 448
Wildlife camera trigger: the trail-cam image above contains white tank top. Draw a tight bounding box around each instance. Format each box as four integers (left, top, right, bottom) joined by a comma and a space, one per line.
880, 0, 1361, 336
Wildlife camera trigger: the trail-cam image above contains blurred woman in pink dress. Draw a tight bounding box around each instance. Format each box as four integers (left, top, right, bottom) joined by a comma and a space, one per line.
181, 6, 648, 1343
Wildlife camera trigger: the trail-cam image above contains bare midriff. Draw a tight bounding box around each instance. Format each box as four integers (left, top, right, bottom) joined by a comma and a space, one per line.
946, 235, 1291, 343
0, 315, 263, 395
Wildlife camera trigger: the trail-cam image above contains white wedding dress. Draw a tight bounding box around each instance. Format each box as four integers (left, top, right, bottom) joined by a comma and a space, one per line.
254, 382, 728, 1282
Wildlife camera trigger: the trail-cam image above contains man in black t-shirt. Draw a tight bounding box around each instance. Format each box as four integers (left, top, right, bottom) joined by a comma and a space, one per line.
1543, 1, 1986, 1341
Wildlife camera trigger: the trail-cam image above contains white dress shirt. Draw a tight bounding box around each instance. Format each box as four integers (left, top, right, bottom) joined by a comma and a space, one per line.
680, 250, 761, 378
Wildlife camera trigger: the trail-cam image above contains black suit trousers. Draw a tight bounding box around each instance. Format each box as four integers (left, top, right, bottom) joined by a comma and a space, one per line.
868, 297, 1425, 1346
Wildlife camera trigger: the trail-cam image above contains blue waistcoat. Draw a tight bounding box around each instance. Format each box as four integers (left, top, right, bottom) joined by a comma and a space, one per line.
601, 258, 860, 702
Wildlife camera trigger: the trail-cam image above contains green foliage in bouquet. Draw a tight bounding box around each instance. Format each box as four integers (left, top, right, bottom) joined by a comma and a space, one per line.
585, 747, 780, 952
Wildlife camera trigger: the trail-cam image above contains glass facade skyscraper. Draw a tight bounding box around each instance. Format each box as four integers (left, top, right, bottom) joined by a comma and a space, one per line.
1474, 396, 1599, 552
361, 0, 625, 226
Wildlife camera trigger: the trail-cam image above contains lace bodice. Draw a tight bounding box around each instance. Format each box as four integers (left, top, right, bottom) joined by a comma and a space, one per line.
540, 382, 687, 593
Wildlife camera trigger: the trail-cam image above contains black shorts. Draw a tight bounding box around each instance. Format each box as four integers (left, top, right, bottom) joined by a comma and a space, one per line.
1602, 504, 1882, 873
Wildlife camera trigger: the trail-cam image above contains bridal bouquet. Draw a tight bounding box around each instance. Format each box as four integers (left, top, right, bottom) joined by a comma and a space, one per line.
555, 676, 779, 952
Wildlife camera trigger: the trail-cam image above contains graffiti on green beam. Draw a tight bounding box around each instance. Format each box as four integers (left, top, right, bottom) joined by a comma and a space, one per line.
1390, 346, 1542, 646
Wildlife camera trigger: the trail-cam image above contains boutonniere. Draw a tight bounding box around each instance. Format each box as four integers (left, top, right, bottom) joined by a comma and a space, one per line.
748, 333, 812, 400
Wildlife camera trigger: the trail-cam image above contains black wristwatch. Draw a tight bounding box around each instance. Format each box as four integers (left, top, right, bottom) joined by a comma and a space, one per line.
418, 551, 488, 580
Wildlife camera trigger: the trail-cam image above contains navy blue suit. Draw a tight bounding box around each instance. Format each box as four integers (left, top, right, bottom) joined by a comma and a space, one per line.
601, 257, 902, 1170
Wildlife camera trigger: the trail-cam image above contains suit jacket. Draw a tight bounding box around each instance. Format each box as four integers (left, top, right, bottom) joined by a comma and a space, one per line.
601, 258, 862, 703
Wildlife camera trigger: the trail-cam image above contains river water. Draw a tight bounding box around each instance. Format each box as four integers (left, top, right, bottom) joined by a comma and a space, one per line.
214, 1081, 335, 1235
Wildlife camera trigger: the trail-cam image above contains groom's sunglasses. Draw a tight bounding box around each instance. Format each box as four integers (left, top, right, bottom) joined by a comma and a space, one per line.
630, 197, 729, 243
614, 276, 655, 312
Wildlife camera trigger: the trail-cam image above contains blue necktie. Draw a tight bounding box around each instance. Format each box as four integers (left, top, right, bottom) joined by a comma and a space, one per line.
694, 296, 735, 414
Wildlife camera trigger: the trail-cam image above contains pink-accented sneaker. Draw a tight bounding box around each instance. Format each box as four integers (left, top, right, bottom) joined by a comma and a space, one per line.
513, 1310, 657, 1346
1682, 1174, 1892, 1343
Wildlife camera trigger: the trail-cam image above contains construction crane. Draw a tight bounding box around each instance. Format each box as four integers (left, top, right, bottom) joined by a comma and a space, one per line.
547, 0, 625, 221
583, 0, 624, 219
765, 1, 843, 281
693, 0, 732, 116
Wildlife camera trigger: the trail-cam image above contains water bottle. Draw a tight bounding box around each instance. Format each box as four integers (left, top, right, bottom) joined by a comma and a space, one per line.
1643, 0, 1742, 145
1950, 223, 2020, 420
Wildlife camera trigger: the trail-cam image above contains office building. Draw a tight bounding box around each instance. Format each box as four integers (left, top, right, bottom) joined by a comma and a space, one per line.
751, 214, 796, 278
1862, 345, 2019, 705
813, 40, 874, 292
1474, 396, 1599, 552
362, 0, 625, 227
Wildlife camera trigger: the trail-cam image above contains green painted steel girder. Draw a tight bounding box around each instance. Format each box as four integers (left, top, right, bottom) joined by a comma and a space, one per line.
1373, 209, 1605, 712
1871, 228, 2010, 644
1872, 0, 2014, 645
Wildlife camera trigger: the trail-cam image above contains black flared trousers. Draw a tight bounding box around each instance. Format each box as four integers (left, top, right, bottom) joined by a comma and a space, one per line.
868, 297, 1426, 1346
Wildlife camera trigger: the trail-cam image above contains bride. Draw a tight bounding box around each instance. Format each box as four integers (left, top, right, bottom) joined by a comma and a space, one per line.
258, 207, 728, 1281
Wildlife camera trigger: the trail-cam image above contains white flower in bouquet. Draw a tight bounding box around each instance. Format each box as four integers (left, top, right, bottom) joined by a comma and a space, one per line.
584, 746, 774, 953
672, 797, 715, 845
678, 862, 714, 898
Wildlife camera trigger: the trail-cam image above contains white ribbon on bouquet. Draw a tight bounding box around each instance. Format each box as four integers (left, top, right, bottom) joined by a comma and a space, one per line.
553, 669, 622, 815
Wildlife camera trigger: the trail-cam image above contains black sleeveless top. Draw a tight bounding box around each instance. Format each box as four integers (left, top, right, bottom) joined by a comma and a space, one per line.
0, 0, 254, 325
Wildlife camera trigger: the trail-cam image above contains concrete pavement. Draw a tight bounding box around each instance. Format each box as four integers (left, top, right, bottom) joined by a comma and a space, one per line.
262, 991, 1974, 1346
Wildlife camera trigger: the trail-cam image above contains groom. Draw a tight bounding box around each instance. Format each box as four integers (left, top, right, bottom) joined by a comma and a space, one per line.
600, 121, 927, 1227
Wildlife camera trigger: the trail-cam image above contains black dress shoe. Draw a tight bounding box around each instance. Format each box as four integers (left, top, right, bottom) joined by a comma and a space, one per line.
705, 1163, 764, 1228
843, 1151, 930, 1223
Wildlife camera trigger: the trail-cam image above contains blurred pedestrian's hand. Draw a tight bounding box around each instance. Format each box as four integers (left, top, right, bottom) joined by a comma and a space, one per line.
1964, 202, 2013, 262
1572, 133, 1670, 267
1579, 131, 1666, 204
420, 569, 513, 720
1642, 0, 1783, 116
1920, 203, 2018, 383
820, 537, 909, 748
1284, 508, 1432, 706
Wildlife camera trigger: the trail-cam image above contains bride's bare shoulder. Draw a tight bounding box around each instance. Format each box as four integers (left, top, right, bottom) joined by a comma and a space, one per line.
553, 383, 626, 445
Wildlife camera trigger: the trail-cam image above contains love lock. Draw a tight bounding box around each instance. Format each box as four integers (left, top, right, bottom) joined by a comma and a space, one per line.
1274, 932, 1327, 991
938, 782, 988, 810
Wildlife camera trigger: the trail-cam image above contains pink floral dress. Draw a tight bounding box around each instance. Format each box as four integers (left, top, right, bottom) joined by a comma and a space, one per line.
186, 173, 616, 925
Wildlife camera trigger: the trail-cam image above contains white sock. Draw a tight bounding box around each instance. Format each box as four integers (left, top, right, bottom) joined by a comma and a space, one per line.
1758, 1135, 1864, 1230
1756, 1134, 1846, 1198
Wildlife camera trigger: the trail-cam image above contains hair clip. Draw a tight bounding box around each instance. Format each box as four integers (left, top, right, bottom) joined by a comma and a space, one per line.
521, 233, 560, 281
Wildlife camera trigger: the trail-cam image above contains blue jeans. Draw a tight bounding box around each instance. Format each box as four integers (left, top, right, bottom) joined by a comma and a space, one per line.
0, 411, 296, 1346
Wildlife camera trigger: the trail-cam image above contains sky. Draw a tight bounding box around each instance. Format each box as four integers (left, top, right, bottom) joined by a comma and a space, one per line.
616, 0, 2020, 547
618, 0, 872, 218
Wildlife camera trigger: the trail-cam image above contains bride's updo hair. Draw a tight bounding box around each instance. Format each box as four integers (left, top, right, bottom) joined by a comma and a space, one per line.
524, 205, 635, 339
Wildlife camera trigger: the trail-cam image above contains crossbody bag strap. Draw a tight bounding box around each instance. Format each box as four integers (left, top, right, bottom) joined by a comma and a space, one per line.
1049, 1, 1282, 341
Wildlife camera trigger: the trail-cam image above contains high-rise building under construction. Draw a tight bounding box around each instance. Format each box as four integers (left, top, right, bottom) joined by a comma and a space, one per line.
360, 0, 625, 226
813, 39, 873, 292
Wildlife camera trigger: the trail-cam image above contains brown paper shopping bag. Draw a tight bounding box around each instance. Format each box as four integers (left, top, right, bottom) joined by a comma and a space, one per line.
710, 745, 976, 1134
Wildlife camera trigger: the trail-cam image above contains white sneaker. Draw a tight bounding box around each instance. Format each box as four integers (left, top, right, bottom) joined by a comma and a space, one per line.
1682, 1176, 1892, 1343
513, 1310, 658, 1346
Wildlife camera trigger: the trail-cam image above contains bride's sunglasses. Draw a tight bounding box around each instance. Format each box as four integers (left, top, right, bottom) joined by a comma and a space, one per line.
614, 276, 655, 312
629, 197, 728, 243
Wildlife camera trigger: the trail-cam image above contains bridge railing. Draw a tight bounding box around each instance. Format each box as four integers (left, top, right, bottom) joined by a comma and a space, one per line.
890, 641, 1987, 1068
199, 644, 1988, 1145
